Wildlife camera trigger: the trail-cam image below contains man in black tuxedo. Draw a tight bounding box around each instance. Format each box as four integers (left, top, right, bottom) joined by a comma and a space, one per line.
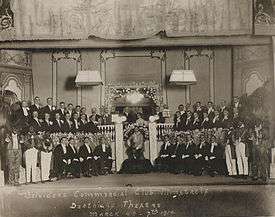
184, 110, 193, 131
93, 136, 113, 175
154, 135, 174, 172
71, 113, 80, 133
41, 113, 52, 133
52, 112, 64, 133
193, 134, 208, 176
42, 97, 54, 119
78, 114, 88, 133
29, 110, 42, 133
56, 101, 66, 120
66, 137, 81, 178
191, 112, 201, 130
211, 110, 221, 129
206, 101, 215, 121
79, 137, 96, 177
173, 104, 186, 130
204, 135, 226, 176
85, 116, 99, 133
201, 112, 210, 129
193, 101, 204, 120
52, 137, 69, 179
29, 96, 42, 119
176, 134, 196, 174
62, 112, 73, 133
221, 110, 232, 129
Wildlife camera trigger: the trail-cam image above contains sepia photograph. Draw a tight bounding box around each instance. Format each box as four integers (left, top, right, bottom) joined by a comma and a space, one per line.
0, 0, 275, 216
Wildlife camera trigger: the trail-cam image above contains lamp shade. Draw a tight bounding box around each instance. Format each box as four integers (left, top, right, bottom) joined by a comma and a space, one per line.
169, 70, 197, 85
75, 70, 103, 86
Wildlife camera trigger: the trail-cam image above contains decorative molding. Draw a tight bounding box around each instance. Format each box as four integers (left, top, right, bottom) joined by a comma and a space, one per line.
234, 45, 271, 63
51, 50, 82, 105
0, 50, 32, 67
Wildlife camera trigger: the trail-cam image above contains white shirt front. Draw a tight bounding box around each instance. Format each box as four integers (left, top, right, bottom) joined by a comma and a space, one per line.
102, 144, 106, 152
61, 144, 67, 154
22, 107, 29, 116
85, 143, 91, 154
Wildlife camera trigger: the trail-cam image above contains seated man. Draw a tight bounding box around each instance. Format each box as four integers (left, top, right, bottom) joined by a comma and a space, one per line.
52, 137, 69, 180
204, 135, 226, 176
84, 116, 99, 134
154, 134, 174, 172
66, 137, 81, 178
193, 134, 208, 176
78, 137, 97, 177
176, 133, 195, 174
94, 136, 113, 175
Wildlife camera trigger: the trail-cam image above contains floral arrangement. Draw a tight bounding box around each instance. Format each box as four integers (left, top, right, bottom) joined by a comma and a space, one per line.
105, 82, 162, 108
123, 124, 149, 141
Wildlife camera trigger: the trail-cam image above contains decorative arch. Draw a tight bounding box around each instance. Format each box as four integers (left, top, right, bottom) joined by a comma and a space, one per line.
2, 76, 23, 100
243, 71, 265, 95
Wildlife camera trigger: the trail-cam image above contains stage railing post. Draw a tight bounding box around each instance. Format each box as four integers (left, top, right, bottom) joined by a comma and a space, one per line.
270, 147, 275, 179
114, 117, 126, 172
0, 155, 3, 186
149, 121, 158, 165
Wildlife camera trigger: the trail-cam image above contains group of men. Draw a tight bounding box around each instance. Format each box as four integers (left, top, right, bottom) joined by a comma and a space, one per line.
13, 96, 113, 134
170, 98, 244, 131
154, 97, 266, 178
21, 129, 113, 183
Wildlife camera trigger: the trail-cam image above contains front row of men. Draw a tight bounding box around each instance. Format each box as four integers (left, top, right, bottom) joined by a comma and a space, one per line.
22, 131, 113, 183
155, 131, 244, 177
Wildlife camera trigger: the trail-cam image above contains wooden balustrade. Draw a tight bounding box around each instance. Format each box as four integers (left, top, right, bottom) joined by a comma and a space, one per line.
156, 123, 174, 140
98, 125, 116, 141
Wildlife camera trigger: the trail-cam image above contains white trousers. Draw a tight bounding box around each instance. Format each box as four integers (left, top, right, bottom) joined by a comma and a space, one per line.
225, 145, 237, 176
25, 148, 38, 183
236, 142, 248, 175
41, 151, 52, 181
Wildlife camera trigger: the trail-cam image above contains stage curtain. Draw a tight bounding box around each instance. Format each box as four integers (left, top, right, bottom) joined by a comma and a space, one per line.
0, 0, 252, 41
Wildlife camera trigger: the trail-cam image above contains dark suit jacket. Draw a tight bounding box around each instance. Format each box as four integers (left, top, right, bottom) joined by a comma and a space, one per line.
29, 118, 42, 133
51, 119, 64, 133
66, 145, 79, 161
41, 120, 52, 133
29, 104, 42, 118
62, 119, 73, 133
211, 116, 222, 128
94, 145, 112, 159
177, 142, 195, 158
79, 144, 94, 160
41, 105, 54, 119
56, 109, 67, 120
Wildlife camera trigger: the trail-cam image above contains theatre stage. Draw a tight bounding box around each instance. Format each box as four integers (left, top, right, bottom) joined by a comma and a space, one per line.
1, 173, 275, 217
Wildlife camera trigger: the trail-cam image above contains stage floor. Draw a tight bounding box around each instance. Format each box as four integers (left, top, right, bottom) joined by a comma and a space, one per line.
1, 174, 275, 217
15, 173, 272, 189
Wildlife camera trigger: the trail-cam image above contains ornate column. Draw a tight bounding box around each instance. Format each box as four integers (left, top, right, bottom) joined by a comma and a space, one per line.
148, 118, 158, 165
52, 50, 82, 105
270, 37, 275, 178
114, 116, 126, 171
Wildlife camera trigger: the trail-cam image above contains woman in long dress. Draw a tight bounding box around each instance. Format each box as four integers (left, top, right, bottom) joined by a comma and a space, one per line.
40, 133, 53, 182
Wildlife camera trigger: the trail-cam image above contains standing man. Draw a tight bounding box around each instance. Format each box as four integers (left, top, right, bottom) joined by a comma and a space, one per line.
56, 102, 67, 120
42, 97, 54, 120
30, 96, 42, 119
23, 127, 40, 183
